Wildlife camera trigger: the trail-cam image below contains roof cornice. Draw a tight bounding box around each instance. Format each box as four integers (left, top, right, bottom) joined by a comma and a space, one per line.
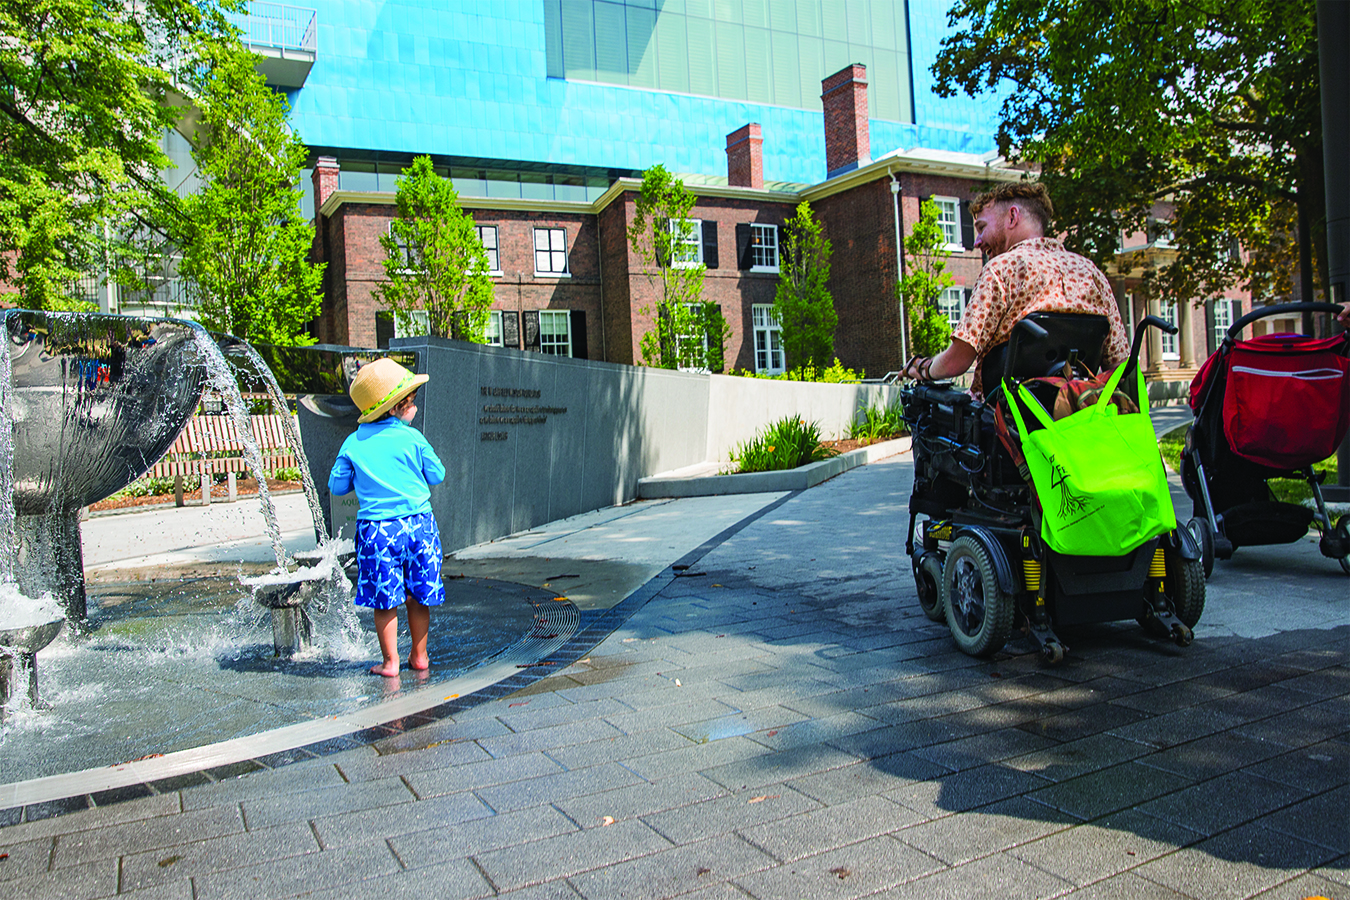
801, 152, 1025, 202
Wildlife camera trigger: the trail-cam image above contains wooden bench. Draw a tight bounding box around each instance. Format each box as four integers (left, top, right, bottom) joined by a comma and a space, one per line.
146, 414, 298, 505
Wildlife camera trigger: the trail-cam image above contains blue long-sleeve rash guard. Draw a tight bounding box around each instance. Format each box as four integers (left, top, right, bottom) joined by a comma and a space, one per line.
327, 418, 446, 521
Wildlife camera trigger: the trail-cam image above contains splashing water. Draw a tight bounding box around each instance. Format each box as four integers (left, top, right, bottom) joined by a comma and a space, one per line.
0, 330, 16, 585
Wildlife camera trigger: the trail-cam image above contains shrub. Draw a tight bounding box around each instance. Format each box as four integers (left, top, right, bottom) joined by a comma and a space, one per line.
729, 416, 838, 473
271, 466, 303, 482
729, 358, 864, 383
849, 401, 907, 441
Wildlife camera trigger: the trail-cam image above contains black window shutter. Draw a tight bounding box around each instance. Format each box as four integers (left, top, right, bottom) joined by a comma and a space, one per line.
703, 302, 725, 373
702, 220, 718, 268
735, 223, 753, 269
569, 310, 588, 359
522, 310, 541, 352
960, 201, 975, 250
501, 310, 520, 348
1204, 300, 1217, 357
655, 217, 670, 267
375, 311, 394, 349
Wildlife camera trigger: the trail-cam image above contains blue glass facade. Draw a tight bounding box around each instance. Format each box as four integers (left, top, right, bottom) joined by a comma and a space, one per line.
282, 0, 998, 186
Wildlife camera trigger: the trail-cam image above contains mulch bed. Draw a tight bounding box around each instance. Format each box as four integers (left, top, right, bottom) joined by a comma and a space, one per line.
89, 478, 305, 513
821, 437, 897, 454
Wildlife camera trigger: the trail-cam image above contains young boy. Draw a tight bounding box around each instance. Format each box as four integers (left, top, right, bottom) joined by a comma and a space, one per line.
328, 358, 446, 677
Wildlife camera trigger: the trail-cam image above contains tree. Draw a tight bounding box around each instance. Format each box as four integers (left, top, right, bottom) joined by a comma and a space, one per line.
773, 201, 837, 369
177, 44, 324, 345
626, 164, 726, 370
896, 200, 955, 357
373, 156, 494, 342
0, 0, 232, 309
934, 0, 1322, 306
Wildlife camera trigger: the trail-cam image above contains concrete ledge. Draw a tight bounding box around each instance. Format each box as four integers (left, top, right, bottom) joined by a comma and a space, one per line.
638, 436, 911, 499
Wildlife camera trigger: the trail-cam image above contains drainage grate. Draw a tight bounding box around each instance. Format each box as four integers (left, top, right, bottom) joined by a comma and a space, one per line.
490, 595, 581, 668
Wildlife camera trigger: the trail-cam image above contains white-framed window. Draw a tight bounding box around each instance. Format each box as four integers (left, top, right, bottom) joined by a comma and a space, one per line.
937, 287, 966, 328
1160, 300, 1179, 359
485, 310, 504, 347
538, 310, 572, 355
1212, 299, 1232, 349
932, 196, 961, 248
750, 224, 779, 272
388, 222, 415, 269
669, 218, 702, 268
752, 304, 784, 374
677, 302, 709, 372
393, 309, 429, 338
476, 225, 500, 274
534, 227, 569, 276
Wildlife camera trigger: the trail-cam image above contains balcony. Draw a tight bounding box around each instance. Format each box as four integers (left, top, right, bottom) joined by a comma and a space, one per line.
229, 2, 317, 88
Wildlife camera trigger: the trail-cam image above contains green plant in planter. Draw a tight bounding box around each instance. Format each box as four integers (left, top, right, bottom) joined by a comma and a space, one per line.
729, 416, 838, 473
849, 401, 907, 441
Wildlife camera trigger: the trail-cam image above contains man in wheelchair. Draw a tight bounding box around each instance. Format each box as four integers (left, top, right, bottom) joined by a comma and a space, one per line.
899, 183, 1204, 664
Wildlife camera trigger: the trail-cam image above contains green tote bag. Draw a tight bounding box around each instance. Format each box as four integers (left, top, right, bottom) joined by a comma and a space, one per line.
1003, 363, 1176, 557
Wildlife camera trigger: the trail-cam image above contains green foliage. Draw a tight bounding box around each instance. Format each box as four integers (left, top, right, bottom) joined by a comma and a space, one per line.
374, 156, 494, 342
849, 401, 908, 441
896, 200, 955, 357
628, 164, 721, 369
773, 201, 837, 369
934, 0, 1323, 303
728, 416, 839, 473
178, 42, 324, 346
0, 0, 232, 309
1158, 425, 1336, 504
730, 358, 865, 383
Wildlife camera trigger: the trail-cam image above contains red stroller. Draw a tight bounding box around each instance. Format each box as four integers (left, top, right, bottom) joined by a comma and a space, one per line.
1180, 302, 1350, 576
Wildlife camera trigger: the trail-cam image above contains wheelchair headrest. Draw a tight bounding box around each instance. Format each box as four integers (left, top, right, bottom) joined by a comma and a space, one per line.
989, 312, 1111, 382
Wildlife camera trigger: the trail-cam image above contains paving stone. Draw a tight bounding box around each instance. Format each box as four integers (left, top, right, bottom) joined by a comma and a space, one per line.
743, 711, 882, 752
700, 742, 862, 792
1200, 682, 1324, 723
732, 834, 944, 900
601, 682, 736, 714
866, 850, 1074, 900
476, 716, 627, 757
911, 727, 1059, 773
1246, 871, 1350, 900
891, 794, 1075, 866
240, 776, 414, 829
568, 832, 776, 899
118, 822, 319, 892
602, 698, 744, 735
1254, 665, 1349, 697
1002, 733, 1155, 783
621, 736, 774, 783
113, 881, 195, 900
1034, 676, 1150, 710
1235, 700, 1350, 748
475, 761, 647, 813
553, 771, 727, 827
311, 790, 493, 848
181, 761, 347, 810
0, 858, 117, 900
495, 881, 585, 899
1027, 762, 1192, 821
1136, 770, 1311, 837
1258, 785, 1350, 854
1016, 701, 1153, 743
885, 763, 1053, 818
641, 786, 822, 845
738, 795, 925, 863
826, 718, 982, 759
334, 737, 495, 782
494, 697, 634, 733
287, 856, 493, 900
1243, 740, 1350, 793
1131, 822, 1339, 900
51, 804, 244, 868
785, 753, 950, 806
473, 818, 672, 893
1106, 703, 1250, 750
670, 706, 811, 744
1006, 808, 1201, 886
0, 792, 182, 842
1133, 729, 1290, 781
1055, 870, 1194, 899
0, 833, 52, 882
391, 805, 578, 862
192, 841, 402, 900
404, 751, 564, 798
370, 715, 512, 756
542, 727, 694, 770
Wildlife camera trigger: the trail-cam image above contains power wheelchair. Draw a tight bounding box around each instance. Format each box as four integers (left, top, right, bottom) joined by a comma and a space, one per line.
902, 313, 1205, 663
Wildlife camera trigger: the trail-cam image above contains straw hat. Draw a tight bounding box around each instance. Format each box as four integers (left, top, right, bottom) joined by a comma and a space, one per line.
350, 358, 429, 424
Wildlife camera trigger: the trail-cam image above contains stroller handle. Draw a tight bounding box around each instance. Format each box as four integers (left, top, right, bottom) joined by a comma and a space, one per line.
1118, 315, 1177, 386
1226, 302, 1343, 341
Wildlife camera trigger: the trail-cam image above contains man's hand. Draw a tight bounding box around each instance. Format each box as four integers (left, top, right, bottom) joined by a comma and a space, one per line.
1337, 304, 1350, 328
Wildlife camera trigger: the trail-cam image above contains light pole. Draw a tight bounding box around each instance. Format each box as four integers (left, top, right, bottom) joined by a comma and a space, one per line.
1318, 0, 1350, 501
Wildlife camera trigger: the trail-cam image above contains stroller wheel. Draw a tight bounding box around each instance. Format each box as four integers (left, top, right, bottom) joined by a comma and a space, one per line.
941, 536, 1014, 658
1337, 516, 1350, 576
1186, 517, 1215, 579
914, 551, 946, 622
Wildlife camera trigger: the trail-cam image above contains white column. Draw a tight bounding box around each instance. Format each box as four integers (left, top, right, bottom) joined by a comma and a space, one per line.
1145, 297, 1165, 373
1178, 300, 1197, 368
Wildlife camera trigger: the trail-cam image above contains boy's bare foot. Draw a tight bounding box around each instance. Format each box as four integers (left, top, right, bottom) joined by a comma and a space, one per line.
407, 655, 430, 671
370, 662, 399, 677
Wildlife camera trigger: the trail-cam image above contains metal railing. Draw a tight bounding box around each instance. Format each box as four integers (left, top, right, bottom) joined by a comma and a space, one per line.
228, 2, 317, 53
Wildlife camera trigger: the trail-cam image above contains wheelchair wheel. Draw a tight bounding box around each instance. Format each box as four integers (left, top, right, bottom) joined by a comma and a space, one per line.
1186, 516, 1215, 579
1165, 547, 1206, 628
941, 536, 1014, 657
915, 551, 946, 622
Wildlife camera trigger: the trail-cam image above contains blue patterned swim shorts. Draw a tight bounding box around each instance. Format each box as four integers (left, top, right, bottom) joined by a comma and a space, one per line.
354, 512, 445, 610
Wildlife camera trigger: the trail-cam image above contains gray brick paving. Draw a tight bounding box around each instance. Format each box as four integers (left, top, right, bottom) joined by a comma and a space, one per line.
6, 455, 1348, 899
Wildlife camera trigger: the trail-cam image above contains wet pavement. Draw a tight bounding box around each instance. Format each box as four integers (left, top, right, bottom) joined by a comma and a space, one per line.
1, 442, 1346, 900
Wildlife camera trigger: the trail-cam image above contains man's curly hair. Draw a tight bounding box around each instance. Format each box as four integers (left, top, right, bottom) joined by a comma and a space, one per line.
969, 182, 1054, 232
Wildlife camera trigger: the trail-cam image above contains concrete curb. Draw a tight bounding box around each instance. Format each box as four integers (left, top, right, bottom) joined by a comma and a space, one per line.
637, 436, 911, 498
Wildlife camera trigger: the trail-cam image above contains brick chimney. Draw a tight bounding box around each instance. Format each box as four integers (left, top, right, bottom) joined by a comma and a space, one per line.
821, 64, 870, 178
726, 123, 764, 189
312, 156, 340, 213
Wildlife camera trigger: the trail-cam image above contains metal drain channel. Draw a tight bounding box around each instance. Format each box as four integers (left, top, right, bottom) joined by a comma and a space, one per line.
489, 596, 581, 668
